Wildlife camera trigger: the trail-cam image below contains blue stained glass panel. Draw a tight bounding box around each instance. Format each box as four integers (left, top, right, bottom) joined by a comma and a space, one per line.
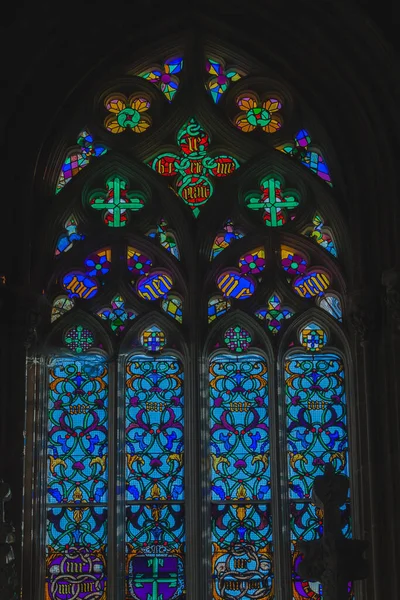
211, 503, 274, 599
209, 354, 270, 501
125, 356, 184, 501
47, 357, 109, 504
285, 352, 348, 499
126, 504, 185, 600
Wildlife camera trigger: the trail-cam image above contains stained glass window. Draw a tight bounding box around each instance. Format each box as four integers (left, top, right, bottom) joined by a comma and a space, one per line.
32, 37, 352, 600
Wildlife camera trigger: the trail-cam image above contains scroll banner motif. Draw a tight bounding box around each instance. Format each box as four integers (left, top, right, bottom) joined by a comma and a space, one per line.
46, 546, 106, 600
137, 271, 174, 301
149, 117, 239, 217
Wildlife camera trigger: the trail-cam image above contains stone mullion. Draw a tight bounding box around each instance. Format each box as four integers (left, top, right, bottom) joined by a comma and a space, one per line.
349, 290, 382, 600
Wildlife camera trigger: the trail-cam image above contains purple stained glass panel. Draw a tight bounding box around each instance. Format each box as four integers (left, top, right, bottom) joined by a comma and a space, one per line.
126, 504, 185, 600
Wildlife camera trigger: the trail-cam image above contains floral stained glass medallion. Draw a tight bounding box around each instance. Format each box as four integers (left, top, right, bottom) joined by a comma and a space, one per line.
238, 247, 266, 275
127, 247, 153, 275
136, 56, 183, 102
234, 91, 282, 134
281, 246, 308, 275
149, 117, 240, 217
205, 56, 244, 103
55, 129, 107, 194
84, 248, 112, 276
88, 176, 146, 227
104, 93, 151, 134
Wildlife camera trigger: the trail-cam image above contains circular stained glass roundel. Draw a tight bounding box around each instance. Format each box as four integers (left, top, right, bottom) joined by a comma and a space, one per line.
64, 324, 95, 353
224, 326, 252, 352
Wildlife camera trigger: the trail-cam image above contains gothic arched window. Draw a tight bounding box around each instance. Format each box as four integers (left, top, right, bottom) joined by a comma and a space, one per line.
24, 37, 353, 600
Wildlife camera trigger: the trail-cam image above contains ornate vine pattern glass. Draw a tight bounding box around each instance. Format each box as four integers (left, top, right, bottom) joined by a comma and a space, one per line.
285, 344, 348, 499
46, 356, 109, 599
125, 355, 185, 599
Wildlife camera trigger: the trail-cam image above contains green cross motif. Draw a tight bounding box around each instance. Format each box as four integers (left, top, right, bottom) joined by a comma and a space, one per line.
134, 557, 178, 600
245, 175, 300, 226
88, 175, 146, 227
